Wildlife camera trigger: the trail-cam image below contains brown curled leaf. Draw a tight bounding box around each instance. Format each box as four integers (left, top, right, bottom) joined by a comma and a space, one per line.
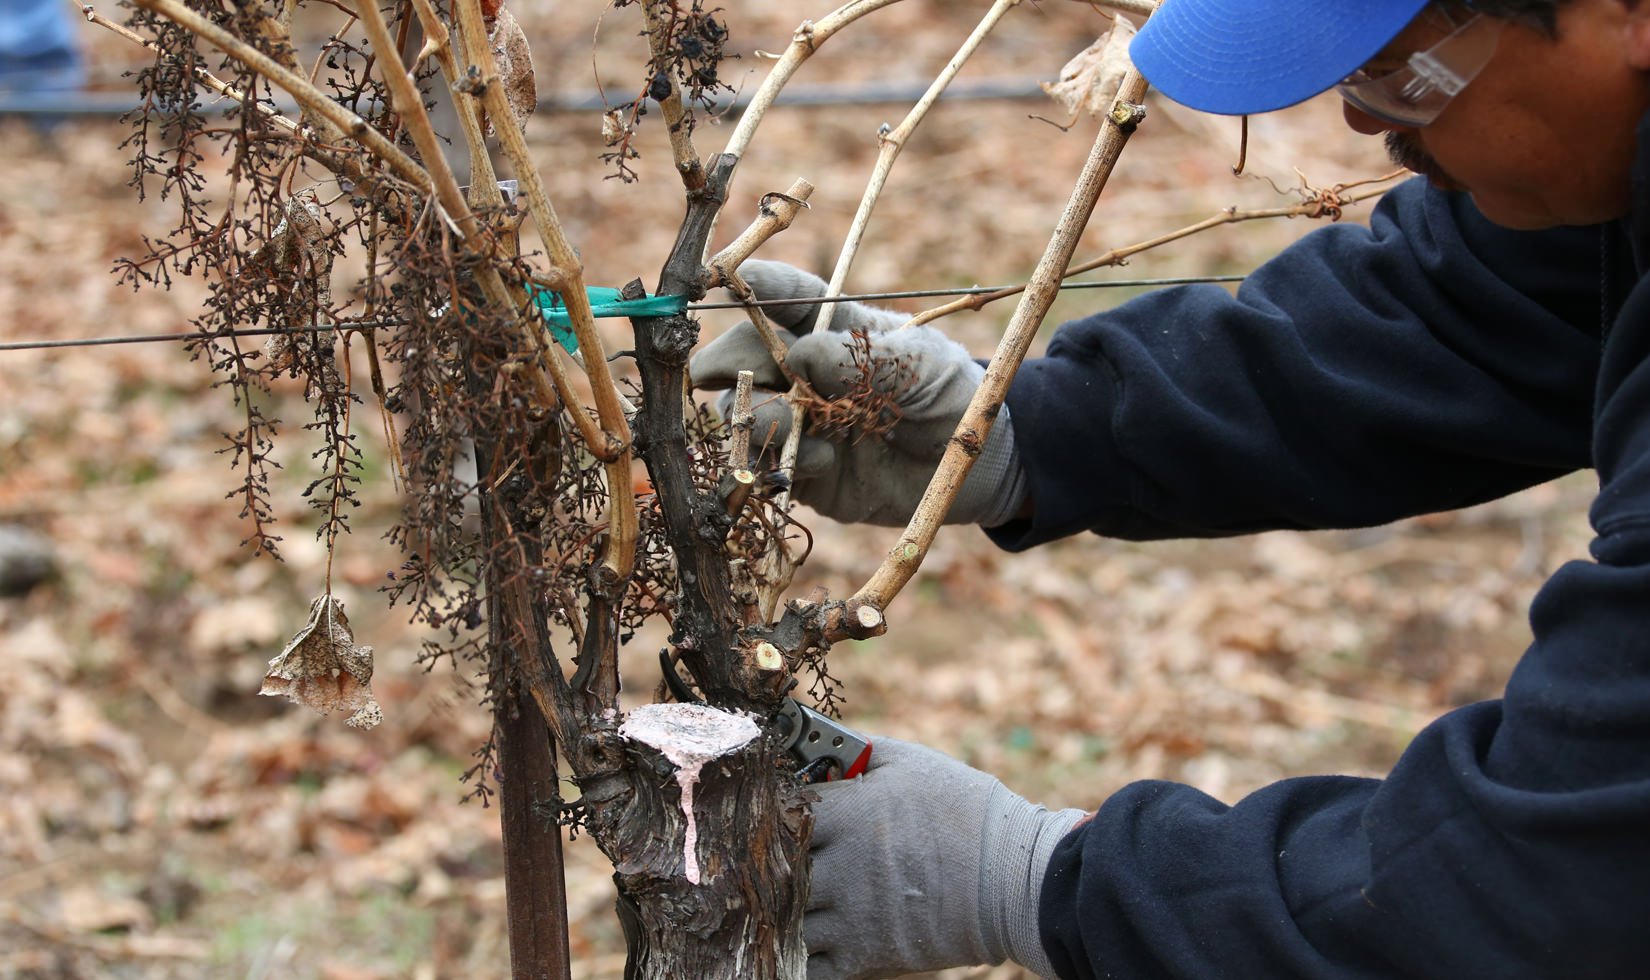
1040, 15, 1137, 124
601, 108, 632, 147
481, 8, 536, 137
256, 190, 339, 394
261, 594, 381, 729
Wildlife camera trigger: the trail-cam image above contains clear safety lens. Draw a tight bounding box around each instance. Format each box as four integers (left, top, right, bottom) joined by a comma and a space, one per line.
1336, 10, 1505, 127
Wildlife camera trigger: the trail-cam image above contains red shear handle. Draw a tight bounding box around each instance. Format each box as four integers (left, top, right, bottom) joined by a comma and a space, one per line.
839, 738, 873, 780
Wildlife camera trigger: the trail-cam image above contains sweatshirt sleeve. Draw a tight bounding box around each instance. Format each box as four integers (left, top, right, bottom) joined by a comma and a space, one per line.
989, 178, 1602, 550
1037, 328, 1650, 980
1034, 216, 1650, 978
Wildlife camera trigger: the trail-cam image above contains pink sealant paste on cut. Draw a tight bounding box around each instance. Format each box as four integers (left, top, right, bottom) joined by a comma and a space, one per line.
618, 702, 760, 885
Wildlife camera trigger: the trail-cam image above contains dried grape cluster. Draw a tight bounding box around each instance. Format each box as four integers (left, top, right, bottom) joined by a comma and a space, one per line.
109, 4, 581, 763
602, 0, 735, 181
113, 0, 829, 805
653, 2, 732, 108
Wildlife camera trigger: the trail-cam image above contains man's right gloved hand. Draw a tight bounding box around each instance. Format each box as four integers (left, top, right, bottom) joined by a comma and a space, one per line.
690, 260, 1027, 527
805, 737, 1088, 980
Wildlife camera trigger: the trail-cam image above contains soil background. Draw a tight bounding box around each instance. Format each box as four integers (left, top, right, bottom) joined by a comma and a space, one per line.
0, 2, 1595, 978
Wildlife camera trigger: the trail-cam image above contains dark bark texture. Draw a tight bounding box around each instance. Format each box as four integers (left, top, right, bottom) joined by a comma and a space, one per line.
475, 152, 824, 978
606, 738, 810, 980
584, 152, 812, 978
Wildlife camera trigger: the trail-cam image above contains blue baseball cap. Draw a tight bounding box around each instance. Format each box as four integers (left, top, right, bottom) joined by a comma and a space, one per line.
1130, 0, 1432, 115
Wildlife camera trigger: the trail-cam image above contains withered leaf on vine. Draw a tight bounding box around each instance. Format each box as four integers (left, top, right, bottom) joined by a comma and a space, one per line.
261, 594, 382, 729
601, 108, 632, 147
1040, 15, 1138, 123
255, 189, 337, 388
483, 7, 536, 137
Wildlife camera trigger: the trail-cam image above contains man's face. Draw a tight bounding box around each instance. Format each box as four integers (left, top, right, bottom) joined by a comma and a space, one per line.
1342, 0, 1650, 229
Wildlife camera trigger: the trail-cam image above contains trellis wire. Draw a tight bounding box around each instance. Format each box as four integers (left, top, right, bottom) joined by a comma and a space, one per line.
0, 274, 1246, 353
0, 75, 1057, 119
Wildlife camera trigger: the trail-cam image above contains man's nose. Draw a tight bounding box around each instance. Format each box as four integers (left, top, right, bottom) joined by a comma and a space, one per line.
1342, 100, 1406, 136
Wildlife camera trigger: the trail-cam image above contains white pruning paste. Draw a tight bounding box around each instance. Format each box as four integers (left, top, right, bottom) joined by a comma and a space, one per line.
618, 702, 760, 884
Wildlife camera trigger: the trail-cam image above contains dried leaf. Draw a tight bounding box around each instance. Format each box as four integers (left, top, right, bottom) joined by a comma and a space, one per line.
187, 595, 283, 655
57, 885, 153, 934
256, 190, 337, 390
1041, 15, 1137, 122
601, 108, 631, 147
483, 8, 536, 137
261, 595, 381, 729
240, 2, 300, 74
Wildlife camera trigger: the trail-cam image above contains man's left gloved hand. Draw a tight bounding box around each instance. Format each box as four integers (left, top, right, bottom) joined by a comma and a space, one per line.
690, 260, 1027, 527
805, 737, 1088, 980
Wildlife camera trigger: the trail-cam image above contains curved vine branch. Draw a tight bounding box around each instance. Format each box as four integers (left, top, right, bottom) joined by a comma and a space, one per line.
847, 70, 1155, 627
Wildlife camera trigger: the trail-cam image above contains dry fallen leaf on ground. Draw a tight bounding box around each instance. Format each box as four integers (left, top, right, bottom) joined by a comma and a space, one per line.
57, 884, 153, 935
261, 595, 382, 729
1041, 15, 1137, 125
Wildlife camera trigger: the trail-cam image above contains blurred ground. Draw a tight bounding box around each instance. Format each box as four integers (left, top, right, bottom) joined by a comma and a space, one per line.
0, 1, 1597, 978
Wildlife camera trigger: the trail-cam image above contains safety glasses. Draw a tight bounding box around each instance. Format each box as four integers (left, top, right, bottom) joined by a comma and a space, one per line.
1336, 6, 1505, 127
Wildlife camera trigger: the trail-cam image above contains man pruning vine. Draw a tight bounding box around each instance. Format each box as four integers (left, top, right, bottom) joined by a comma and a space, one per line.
694, 0, 1650, 976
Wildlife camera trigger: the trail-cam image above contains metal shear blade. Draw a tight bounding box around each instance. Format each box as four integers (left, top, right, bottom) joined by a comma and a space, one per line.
776, 698, 872, 782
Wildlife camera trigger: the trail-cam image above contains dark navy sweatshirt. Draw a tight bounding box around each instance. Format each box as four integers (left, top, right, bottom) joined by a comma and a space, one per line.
995, 134, 1650, 977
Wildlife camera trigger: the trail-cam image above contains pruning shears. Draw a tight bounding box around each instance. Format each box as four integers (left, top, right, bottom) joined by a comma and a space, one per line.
774, 697, 873, 783
659, 651, 872, 783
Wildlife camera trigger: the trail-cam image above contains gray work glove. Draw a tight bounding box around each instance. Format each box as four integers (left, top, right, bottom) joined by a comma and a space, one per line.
690, 260, 1027, 527
805, 737, 1088, 980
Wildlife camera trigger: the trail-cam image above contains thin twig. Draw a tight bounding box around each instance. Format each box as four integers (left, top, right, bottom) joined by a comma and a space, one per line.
814, 0, 1021, 334
642, 0, 707, 191
705, 178, 821, 398
133, 0, 430, 189
399, 0, 591, 461
378, 2, 614, 499
359, 0, 593, 486
722, 0, 910, 162
902, 179, 1398, 327
322, 333, 355, 594
774, 400, 807, 513
451, 0, 629, 439
705, 178, 816, 287
709, 0, 910, 255
754, 398, 809, 619
354, 2, 472, 247
73, 0, 302, 136
358, 212, 407, 492
721, 270, 819, 399
407, 0, 500, 198
398, 0, 574, 451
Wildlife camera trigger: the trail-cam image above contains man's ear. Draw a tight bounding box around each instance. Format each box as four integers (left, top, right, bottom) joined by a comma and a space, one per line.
1626, 0, 1650, 70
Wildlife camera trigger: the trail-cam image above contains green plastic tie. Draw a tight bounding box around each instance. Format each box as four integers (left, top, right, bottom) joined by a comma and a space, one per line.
532, 286, 689, 354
